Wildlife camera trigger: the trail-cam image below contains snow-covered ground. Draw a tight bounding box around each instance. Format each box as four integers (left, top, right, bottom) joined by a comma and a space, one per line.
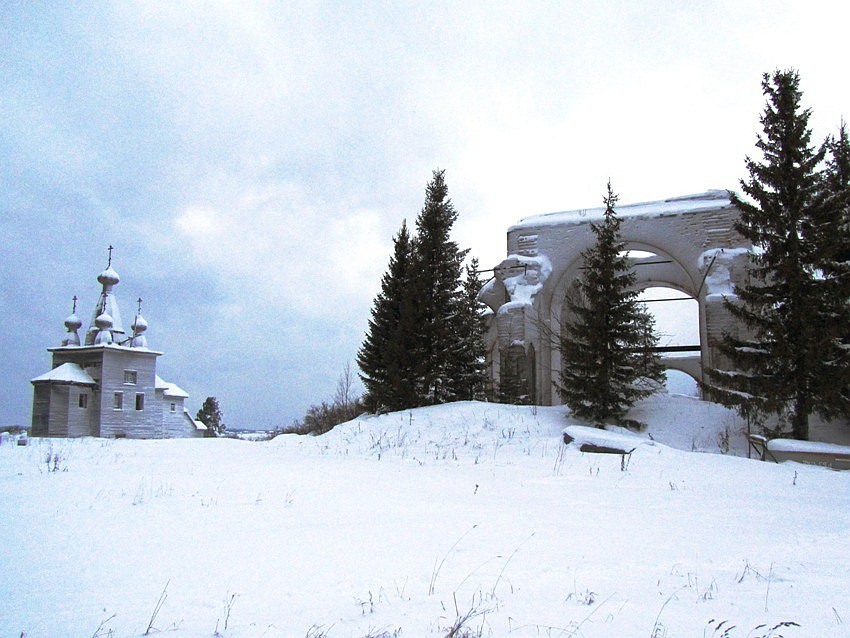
2, 394, 849, 637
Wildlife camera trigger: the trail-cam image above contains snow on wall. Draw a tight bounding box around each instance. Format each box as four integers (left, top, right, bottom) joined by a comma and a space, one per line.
498, 253, 552, 308
699, 247, 750, 298
510, 189, 735, 231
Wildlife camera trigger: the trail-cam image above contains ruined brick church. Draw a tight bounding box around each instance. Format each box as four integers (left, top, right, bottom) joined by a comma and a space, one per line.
478, 190, 751, 404
30, 250, 205, 438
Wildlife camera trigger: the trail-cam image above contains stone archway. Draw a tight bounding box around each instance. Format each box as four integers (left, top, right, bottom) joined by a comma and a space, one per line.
479, 190, 750, 406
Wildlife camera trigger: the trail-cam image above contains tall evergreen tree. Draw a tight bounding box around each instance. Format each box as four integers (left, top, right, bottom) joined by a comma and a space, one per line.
358, 170, 485, 413
821, 120, 850, 263
706, 69, 830, 439
450, 257, 488, 401
826, 120, 850, 187
813, 121, 850, 418
357, 220, 419, 412
409, 169, 470, 405
558, 182, 664, 427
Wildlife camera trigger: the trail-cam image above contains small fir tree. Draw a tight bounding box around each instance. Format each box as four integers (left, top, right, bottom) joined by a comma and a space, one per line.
706, 69, 831, 439
197, 397, 224, 437
357, 220, 419, 412
450, 257, 488, 401
558, 182, 664, 427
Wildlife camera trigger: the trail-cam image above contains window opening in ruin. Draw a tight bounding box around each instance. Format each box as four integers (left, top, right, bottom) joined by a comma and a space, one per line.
637, 286, 699, 352
637, 286, 700, 395
620, 249, 657, 259
135, 393, 145, 411
113, 392, 123, 410
664, 370, 699, 397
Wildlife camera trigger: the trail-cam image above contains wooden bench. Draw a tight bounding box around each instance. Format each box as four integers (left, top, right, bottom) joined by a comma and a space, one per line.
747, 434, 777, 462
749, 434, 850, 470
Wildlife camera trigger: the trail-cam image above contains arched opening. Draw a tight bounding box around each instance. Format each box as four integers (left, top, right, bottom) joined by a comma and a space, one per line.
621, 249, 658, 259
484, 190, 748, 407
636, 286, 702, 394
551, 247, 705, 403
638, 286, 700, 349
664, 369, 700, 397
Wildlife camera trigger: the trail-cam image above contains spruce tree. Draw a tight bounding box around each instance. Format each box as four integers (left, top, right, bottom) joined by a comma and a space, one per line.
558, 182, 664, 427
706, 69, 829, 439
450, 257, 488, 401
357, 221, 419, 412
197, 397, 224, 437
409, 169, 470, 405
358, 169, 485, 412
813, 121, 850, 418
822, 120, 850, 262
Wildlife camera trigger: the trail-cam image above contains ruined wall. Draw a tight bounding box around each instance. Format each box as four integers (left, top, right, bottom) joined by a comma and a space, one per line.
480, 191, 750, 405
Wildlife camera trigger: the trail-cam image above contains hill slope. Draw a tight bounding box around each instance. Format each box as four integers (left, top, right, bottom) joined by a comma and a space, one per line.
2, 395, 848, 637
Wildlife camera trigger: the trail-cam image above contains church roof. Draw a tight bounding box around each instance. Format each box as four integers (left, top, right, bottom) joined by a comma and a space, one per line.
510, 189, 736, 231
155, 375, 189, 398
185, 409, 208, 431
31, 362, 96, 386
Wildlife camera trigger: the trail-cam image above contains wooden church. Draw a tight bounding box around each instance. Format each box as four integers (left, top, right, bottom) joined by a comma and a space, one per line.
30, 249, 206, 438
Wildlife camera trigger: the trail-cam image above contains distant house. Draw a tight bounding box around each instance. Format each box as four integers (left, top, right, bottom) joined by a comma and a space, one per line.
30, 252, 205, 438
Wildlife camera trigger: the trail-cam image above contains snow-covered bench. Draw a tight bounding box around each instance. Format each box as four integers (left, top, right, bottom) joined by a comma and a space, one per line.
562, 425, 653, 455
766, 438, 850, 470
749, 434, 850, 469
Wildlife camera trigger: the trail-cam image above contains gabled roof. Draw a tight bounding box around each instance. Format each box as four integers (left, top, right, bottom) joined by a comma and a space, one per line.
31, 362, 96, 386
184, 408, 207, 431
155, 375, 189, 398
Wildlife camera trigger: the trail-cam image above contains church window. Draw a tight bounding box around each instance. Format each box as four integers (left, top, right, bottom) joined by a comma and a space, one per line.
124, 370, 137, 385
78, 393, 88, 409
170, 403, 176, 412
113, 392, 123, 410
135, 393, 145, 411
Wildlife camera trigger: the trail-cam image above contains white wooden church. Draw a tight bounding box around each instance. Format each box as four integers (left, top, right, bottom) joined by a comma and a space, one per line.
30, 250, 206, 438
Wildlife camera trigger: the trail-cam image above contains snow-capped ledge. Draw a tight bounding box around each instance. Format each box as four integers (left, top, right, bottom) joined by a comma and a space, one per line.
562, 425, 657, 454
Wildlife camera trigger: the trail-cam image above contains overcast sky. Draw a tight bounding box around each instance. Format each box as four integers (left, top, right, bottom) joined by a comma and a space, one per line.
2, 1, 848, 429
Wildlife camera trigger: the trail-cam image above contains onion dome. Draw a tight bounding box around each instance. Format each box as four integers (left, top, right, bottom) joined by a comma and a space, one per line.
64, 313, 82, 332
130, 311, 149, 348
132, 314, 148, 334
95, 312, 113, 330
94, 311, 114, 344
97, 267, 120, 287
61, 297, 82, 346
85, 247, 126, 345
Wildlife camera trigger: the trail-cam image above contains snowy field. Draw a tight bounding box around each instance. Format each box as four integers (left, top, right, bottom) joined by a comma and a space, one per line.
2, 395, 849, 637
